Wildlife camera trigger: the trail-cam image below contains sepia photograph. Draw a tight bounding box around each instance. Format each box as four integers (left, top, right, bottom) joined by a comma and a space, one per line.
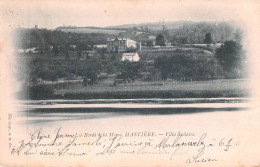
0, 0, 260, 166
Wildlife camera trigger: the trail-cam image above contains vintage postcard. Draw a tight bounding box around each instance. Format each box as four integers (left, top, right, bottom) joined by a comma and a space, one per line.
0, 0, 260, 166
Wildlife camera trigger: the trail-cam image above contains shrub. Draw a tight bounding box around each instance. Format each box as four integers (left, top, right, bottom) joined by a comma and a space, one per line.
28, 84, 54, 99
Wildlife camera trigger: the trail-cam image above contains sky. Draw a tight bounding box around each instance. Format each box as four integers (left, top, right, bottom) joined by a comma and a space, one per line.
0, 0, 259, 29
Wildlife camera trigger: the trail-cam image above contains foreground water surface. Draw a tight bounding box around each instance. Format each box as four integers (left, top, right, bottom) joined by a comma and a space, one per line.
14, 98, 250, 125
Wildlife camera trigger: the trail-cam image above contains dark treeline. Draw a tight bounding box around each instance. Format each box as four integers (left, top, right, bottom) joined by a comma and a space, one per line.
14, 28, 110, 50
159, 22, 240, 45
154, 55, 223, 80
26, 52, 225, 83
27, 54, 122, 82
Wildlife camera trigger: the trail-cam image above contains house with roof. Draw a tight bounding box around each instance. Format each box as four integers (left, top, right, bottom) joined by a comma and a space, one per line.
121, 52, 140, 62
107, 37, 137, 52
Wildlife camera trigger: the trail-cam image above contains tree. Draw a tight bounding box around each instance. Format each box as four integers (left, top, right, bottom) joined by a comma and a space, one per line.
111, 54, 116, 60
77, 51, 82, 60
204, 33, 212, 47
53, 45, 60, 56
36, 69, 58, 81
162, 25, 170, 39
65, 51, 70, 60
100, 51, 106, 59
155, 34, 165, 46
146, 41, 154, 48
144, 26, 150, 33
77, 43, 86, 51
132, 26, 138, 31
82, 64, 99, 85
117, 61, 142, 82
140, 26, 144, 31
155, 55, 223, 81
215, 40, 244, 77
28, 85, 54, 99
83, 72, 98, 85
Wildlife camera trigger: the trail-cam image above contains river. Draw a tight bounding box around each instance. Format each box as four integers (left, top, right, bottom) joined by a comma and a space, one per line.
5, 97, 260, 167
14, 98, 250, 126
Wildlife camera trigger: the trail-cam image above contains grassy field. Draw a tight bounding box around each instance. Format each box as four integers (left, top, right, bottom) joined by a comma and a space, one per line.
53, 79, 249, 99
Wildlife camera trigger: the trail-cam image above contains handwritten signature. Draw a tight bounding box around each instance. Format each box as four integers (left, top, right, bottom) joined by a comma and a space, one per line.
9, 127, 234, 163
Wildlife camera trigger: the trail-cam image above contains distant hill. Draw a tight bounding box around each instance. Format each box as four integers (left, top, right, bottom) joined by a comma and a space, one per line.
55, 21, 199, 34
106, 21, 195, 31
55, 21, 241, 44
56, 26, 126, 35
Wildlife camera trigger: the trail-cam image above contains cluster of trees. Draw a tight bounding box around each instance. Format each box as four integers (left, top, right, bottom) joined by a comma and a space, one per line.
14, 28, 110, 50
127, 21, 240, 46
154, 55, 223, 81
26, 37, 245, 84
153, 25, 245, 79
169, 22, 238, 44
27, 51, 229, 84
28, 54, 120, 82
152, 24, 239, 47
204, 33, 212, 46
215, 40, 245, 78
28, 53, 144, 83
116, 61, 143, 81
155, 34, 165, 46
27, 84, 54, 99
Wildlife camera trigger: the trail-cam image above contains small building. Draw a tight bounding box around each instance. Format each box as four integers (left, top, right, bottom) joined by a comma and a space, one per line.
121, 52, 140, 62
107, 37, 137, 52
24, 47, 39, 53
148, 36, 156, 40
69, 45, 77, 49
165, 42, 172, 47
94, 44, 107, 50
82, 51, 96, 57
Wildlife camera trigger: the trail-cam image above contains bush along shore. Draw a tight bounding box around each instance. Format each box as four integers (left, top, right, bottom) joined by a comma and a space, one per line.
20, 79, 249, 100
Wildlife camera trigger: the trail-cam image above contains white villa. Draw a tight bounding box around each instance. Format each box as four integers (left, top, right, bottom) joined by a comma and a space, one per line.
121, 52, 140, 62
107, 37, 137, 52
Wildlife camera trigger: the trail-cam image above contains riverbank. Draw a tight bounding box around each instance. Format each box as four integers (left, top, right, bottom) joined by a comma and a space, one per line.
21, 79, 249, 100
57, 88, 248, 99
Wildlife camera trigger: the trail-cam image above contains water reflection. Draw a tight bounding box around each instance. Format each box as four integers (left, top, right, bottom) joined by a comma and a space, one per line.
18, 103, 248, 125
